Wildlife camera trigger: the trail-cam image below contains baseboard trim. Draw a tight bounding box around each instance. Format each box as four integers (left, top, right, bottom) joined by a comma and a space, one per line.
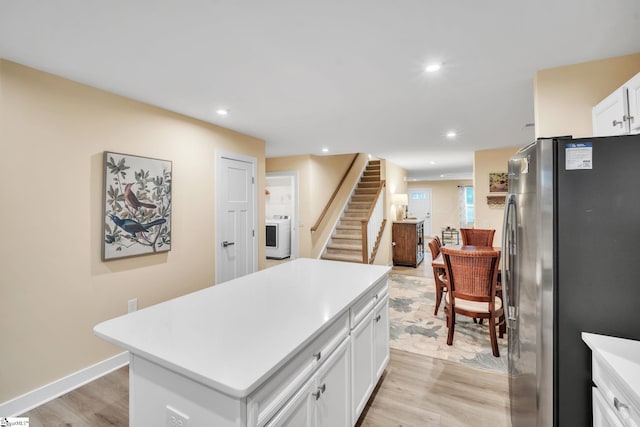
0, 351, 129, 417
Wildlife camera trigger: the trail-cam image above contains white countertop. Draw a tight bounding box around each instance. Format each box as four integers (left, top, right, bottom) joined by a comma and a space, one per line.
582, 332, 640, 406
94, 258, 390, 398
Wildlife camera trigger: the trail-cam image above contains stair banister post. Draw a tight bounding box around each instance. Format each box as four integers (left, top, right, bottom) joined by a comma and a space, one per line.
360, 219, 369, 264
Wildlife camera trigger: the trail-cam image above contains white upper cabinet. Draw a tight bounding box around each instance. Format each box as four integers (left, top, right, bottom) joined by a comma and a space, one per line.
626, 73, 640, 134
593, 72, 640, 137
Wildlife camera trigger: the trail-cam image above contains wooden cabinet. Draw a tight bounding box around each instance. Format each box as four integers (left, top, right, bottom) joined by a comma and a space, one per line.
392, 220, 424, 267
593, 72, 640, 136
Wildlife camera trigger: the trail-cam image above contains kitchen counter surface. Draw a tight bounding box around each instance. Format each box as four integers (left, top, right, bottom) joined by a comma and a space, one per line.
94, 258, 390, 398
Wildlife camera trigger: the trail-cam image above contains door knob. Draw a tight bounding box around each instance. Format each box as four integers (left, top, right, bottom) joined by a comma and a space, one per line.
222, 241, 235, 247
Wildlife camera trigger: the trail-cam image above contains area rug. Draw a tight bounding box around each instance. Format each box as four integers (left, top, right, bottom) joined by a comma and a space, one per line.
388, 273, 507, 373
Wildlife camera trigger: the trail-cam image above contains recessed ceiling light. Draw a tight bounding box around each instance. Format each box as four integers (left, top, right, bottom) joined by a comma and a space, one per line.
425, 63, 442, 73
446, 131, 457, 138
430, 161, 436, 165
440, 174, 446, 178
322, 148, 329, 153
216, 109, 229, 116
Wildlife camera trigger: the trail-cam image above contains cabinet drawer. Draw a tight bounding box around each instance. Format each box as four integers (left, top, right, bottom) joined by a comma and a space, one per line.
593, 353, 640, 427
248, 311, 349, 427
350, 277, 388, 329
593, 387, 625, 427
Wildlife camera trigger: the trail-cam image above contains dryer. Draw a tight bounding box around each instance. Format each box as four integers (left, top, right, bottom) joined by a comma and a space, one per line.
266, 215, 291, 259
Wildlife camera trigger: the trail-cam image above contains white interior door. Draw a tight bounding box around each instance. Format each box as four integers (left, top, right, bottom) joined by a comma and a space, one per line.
216, 153, 256, 283
408, 188, 432, 236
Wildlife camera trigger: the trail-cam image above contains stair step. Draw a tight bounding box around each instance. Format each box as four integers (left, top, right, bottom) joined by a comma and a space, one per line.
335, 225, 361, 234
327, 242, 362, 251
358, 182, 379, 188
355, 188, 377, 194
352, 194, 375, 201
340, 219, 366, 227
331, 235, 362, 243
344, 209, 369, 217
361, 175, 379, 181
348, 202, 371, 210
321, 252, 363, 263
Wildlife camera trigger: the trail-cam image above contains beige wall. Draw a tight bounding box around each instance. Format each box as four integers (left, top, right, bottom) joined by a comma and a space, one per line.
408, 180, 473, 238
0, 60, 266, 403
378, 159, 407, 265
534, 53, 640, 139
473, 147, 520, 245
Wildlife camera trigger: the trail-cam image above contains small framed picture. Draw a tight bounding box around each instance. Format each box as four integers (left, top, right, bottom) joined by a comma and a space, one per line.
102, 152, 172, 260
489, 172, 508, 193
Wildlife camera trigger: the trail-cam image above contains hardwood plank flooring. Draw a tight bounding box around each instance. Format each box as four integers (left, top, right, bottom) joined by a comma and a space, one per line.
23, 349, 509, 427
23, 366, 128, 426
22, 260, 510, 426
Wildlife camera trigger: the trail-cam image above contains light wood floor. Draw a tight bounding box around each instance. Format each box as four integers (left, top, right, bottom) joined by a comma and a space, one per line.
23, 259, 510, 426
23, 349, 509, 427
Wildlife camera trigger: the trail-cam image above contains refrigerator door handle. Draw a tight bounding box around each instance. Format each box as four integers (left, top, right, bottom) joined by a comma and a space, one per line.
502, 193, 518, 329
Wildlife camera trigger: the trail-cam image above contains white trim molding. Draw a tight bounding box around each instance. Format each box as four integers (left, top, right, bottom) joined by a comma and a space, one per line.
0, 351, 129, 417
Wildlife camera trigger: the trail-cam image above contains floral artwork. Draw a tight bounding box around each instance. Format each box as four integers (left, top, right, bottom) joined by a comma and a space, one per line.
489, 172, 508, 193
102, 152, 172, 260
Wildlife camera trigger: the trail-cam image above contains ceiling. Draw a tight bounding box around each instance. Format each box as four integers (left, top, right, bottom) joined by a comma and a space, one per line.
1, 1, 639, 180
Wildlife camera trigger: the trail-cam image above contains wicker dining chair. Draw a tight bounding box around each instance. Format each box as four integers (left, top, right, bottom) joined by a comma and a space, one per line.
428, 239, 447, 315
441, 246, 505, 357
460, 228, 496, 247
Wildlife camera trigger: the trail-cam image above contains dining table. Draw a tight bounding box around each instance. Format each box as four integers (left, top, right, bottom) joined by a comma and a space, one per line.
431, 245, 502, 270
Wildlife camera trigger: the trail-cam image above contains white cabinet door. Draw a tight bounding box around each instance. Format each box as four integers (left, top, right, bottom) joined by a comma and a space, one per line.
265, 377, 315, 427
593, 88, 629, 136
372, 295, 390, 380
315, 338, 351, 427
626, 73, 640, 134
350, 309, 374, 424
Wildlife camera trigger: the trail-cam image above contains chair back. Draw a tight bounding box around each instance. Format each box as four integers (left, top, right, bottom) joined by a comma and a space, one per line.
441, 247, 501, 303
428, 239, 440, 261
460, 228, 496, 246
433, 235, 442, 248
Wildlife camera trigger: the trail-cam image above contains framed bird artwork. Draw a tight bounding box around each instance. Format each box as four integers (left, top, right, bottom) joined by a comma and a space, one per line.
102, 151, 172, 260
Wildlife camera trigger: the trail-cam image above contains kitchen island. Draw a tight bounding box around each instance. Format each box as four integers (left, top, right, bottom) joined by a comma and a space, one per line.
94, 258, 391, 427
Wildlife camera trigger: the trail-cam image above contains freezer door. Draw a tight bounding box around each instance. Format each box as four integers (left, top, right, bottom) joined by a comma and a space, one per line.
504, 140, 553, 427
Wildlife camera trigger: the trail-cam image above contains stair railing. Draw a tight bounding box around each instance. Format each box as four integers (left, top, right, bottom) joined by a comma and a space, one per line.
360, 180, 386, 264
311, 153, 360, 233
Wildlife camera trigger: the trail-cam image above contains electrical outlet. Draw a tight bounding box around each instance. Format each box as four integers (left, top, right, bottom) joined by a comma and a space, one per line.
166, 405, 190, 427
127, 298, 137, 313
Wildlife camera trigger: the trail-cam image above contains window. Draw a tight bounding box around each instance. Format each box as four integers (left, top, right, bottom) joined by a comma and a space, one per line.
411, 192, 426, 200
464, 186, 474, 224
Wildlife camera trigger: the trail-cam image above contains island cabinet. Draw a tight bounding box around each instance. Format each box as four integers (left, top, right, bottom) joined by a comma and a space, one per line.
94, 259, 390, 427
350, 278, 389, 424
582, 333, 640, 427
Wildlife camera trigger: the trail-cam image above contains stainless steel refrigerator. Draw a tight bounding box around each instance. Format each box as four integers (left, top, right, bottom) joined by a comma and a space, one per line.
503, 134, 640, 426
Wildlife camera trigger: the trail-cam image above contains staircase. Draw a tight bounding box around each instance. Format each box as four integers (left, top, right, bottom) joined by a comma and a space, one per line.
322, 160, 383, 263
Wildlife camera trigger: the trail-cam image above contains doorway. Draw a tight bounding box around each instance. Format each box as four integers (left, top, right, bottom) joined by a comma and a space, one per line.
407, 188, 432, 237
265, 171, 298, 260
215, 151, 257, 284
